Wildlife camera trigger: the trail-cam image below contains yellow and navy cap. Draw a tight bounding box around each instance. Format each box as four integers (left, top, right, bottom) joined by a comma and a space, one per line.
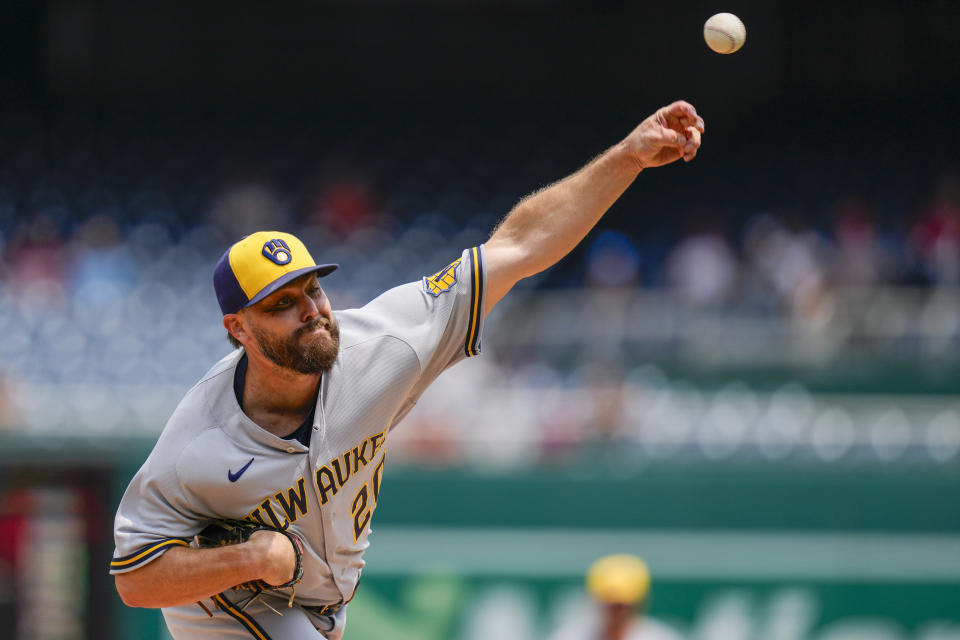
213, 231, 338, 315
586, 554, 651, 604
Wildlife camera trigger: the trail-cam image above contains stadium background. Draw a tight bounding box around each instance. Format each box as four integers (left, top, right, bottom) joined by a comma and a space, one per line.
1, 0, 959, 638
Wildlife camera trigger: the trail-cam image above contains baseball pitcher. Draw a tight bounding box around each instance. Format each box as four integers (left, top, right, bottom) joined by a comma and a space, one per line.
110, 101, 705, 639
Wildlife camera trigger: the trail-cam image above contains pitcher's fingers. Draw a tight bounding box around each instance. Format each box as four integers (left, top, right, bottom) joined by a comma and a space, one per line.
679, 117, 705, 134
683, 127, 702, 162
652, 125, 687, 148
684, 127, 702, 152
660, 101, 699, 122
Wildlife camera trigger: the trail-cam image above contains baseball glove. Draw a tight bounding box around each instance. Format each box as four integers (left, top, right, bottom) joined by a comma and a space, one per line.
193, 519, 305, 616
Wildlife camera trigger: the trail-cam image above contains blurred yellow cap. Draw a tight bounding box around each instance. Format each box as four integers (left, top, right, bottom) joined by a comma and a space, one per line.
586, 554, 651, 604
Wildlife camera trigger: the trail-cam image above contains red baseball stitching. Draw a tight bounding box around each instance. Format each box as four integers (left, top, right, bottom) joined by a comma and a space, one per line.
705, 27, 737, 53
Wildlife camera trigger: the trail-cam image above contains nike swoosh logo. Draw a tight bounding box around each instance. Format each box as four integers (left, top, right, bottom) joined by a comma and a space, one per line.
228, 458, 255, 482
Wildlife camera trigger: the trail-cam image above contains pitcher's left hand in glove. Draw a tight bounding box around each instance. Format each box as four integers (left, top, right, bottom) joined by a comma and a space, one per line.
194, 519, 305, 615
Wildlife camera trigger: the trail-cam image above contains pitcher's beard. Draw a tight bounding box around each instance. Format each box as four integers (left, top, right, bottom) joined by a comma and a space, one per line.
251, 317, 340, 374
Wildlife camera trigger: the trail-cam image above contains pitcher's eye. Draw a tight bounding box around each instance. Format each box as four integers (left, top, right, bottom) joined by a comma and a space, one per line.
271, 297, 294, 310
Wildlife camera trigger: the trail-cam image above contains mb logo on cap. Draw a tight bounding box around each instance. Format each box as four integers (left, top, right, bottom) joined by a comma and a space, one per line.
263, 238, 293, 265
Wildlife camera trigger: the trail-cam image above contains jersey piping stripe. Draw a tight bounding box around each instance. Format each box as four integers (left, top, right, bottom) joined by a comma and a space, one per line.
213, 594, 273, 640
468, 245, 483, 355
464, 246, 484, 357
110, 538, 190, 569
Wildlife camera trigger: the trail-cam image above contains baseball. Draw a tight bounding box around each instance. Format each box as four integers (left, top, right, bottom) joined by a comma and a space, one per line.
703, 13, 746, 54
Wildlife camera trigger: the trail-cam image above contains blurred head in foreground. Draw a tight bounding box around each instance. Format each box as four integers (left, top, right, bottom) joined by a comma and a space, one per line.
587, 554, 651, 640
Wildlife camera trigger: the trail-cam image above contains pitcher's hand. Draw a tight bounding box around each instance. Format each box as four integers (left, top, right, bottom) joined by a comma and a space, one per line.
249, 529, 299, 586
623, 101, 705, 169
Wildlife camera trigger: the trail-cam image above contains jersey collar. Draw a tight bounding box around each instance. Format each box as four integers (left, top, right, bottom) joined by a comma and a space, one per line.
207, 350, 313, 453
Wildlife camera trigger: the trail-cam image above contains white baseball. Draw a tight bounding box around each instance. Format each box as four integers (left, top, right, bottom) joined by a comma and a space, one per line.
703, 13, 746, 54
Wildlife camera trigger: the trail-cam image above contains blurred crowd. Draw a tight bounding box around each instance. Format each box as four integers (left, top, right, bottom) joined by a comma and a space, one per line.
583, 172, 960, 329
2, 106, 958, 311
0, 106, 959, 462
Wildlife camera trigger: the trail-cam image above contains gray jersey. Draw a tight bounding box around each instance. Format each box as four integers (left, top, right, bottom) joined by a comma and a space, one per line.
111, 246, 486, 614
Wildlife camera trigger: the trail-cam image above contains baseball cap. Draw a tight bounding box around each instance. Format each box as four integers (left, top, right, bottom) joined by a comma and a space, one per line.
586, 554, 651, 604
213, 231, 338, 315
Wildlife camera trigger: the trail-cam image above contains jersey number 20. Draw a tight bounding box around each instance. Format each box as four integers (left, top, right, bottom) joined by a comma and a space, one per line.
351, 457, 384, 542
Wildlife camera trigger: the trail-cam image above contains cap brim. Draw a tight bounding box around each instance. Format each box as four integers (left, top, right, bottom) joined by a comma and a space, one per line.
244, 263, 338, 309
